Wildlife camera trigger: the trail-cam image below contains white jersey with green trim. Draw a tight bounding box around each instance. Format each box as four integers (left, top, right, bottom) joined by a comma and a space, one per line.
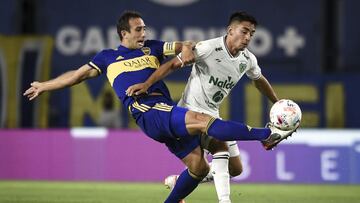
178, 36, 262, 118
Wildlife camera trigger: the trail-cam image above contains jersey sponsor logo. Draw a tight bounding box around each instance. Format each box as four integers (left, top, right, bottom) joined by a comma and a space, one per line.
122, 56, 159, 68
107, 55, 160, 86
141, 47, 151, 55
209, 75, 235, 90
212, 90, 224, 103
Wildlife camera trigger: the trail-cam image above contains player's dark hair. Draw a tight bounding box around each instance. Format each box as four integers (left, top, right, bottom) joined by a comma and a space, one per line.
117, 10, 142, 41
228, 11, 257, 27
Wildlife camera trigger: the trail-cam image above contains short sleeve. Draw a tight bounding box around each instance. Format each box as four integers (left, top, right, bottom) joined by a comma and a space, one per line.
88, 50, 108, 74
245, 51, 262, 80
194, 41, 212, 61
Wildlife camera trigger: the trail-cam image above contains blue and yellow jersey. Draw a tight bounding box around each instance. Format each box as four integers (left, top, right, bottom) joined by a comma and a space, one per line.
88, 40, 176, 110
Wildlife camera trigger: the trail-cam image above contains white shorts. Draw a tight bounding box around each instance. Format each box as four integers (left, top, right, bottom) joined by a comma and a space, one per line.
201, 135, 240, 157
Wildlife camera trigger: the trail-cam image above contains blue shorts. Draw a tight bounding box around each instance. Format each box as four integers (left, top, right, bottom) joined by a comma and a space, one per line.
130, 96, 200, 159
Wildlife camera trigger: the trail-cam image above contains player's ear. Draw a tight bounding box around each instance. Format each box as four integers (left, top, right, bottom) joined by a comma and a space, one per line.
121, 30, 128, 40
227, 25, 233, 36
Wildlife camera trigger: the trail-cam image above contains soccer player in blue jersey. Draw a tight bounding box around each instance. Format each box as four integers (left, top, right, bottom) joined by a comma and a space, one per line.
24, 10, 294, 203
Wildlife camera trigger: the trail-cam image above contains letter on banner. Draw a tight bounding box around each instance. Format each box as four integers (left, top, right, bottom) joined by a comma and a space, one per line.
276, 151, 295, 181
321, 150, 339, 181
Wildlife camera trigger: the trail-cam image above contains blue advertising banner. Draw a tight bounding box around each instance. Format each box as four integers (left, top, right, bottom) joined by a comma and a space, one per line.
38, 0, 322, 74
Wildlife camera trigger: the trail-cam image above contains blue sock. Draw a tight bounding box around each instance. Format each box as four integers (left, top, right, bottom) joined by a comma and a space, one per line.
206, 119, 271, 141
164, 169, 201, 203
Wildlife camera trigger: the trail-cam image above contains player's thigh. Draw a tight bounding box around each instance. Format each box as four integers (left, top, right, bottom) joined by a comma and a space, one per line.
181, 146, 209, 177
184, 110, 213, 135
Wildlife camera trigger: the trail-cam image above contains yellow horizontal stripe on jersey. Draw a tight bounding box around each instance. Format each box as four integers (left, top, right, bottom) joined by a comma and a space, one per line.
135, 102, 150, 110
153, 105, 172, 111
154, 103, 173, 108
89, 62, 102, 74
163, 42, 176, 56
140, 103, 151, 109
136, 102, 151, 111
153, 103, 173, 111
152, 107, 172, 112
132, 105, 145, 112
107, 55, 160, 86
132, 102, 148, 112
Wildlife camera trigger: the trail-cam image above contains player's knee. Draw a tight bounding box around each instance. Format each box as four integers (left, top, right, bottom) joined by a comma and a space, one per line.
229, 165, 243, 177
187, 160, 210, 179
207, 139, 229, 154
185, 111, 212, 134
182, 146, 210, 177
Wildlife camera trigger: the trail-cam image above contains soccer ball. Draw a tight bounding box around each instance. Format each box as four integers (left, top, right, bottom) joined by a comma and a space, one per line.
269, 99, 302, 130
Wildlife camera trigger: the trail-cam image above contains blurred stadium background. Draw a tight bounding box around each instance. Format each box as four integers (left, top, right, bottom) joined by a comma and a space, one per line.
1, 0, 360, 202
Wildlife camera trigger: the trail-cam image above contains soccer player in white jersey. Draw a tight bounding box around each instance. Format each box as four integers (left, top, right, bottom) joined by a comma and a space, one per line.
127, 11, 288, 203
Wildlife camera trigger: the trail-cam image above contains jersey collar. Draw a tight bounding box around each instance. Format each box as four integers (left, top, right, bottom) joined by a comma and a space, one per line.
117, 44, 131, 51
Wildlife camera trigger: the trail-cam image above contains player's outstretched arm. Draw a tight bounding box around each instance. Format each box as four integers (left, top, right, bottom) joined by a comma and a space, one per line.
253, 75, 279, 103
23, 64, 99, 100
126, 56, 184, 96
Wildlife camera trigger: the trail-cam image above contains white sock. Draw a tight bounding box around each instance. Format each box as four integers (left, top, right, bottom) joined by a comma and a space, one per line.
212, 151, 231, 202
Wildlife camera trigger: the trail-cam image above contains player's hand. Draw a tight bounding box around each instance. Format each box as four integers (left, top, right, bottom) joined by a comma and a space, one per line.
181, 42, 195, 66
126, 83, 149, 96
23, 81, 45, 100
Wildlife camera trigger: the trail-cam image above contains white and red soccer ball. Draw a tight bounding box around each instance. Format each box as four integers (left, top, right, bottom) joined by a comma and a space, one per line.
270, 99, 302, 130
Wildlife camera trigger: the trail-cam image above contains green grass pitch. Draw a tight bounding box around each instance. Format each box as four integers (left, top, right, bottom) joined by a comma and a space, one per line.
0, 181, 359, 203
